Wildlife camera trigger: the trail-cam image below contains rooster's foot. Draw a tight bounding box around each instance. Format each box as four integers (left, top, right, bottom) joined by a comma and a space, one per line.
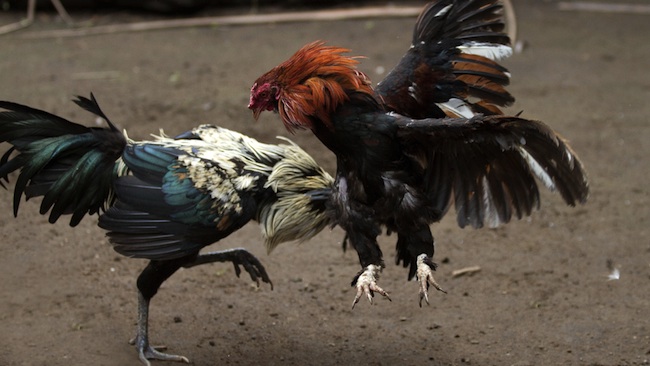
351, 264, 391, 308
416, 254, 447, 307
185, 248, 273, 290
130, 336, 189, 366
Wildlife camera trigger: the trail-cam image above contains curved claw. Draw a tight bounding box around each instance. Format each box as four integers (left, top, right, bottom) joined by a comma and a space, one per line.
352, 280, 390, 309
187, 248, 273, 290
138, 344, 189, 366
351, 264, 391, 309
416, 254, 446, 307
130, 335, 189, 366
230, 249, 274, 290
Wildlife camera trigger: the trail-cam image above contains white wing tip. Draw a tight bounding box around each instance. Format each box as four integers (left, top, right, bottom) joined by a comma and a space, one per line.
435, 4, 453, 18
518, 147, 557, 191
457, 42, 513, 61
437, 99, 476, 118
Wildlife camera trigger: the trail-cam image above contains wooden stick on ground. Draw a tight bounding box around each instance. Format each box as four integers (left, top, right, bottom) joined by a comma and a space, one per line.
451, 266, 482, 278
558, 2, 650, 14
11, 1, 519, 43
0, 0, 73, 35
18, 6, 424, 39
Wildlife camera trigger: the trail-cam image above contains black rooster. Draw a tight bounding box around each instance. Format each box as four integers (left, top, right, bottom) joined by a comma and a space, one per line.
0, 94, 333, 365
249, 0, 589, 308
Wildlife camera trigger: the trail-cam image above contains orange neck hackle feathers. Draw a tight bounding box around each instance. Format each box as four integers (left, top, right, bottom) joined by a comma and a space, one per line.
252, 41, 374, 133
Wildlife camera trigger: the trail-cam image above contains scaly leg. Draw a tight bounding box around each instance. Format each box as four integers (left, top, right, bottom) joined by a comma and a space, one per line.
131, 292, 189, 366
130, 250, 271, 365
132, 260, 191, 365
415, 254, 446, 307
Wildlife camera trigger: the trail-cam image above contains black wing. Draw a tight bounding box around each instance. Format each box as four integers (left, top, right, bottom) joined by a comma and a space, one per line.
376, 0, 513, 119
394, 114, 589, 229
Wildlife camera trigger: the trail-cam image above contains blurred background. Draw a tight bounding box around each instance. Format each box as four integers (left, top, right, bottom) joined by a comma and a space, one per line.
1, 1, 649, 365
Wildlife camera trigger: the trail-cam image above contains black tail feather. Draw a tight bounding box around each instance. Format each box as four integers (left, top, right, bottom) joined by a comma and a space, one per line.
73, 93, 121, 133
0, 94, 127, 226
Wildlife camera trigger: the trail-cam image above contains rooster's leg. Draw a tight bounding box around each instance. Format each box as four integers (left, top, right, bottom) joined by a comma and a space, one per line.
351, 264, 391, 308
339, 202, 388, 309
132, 260, 190, 366
183, 248, 273, 289
130, 250, 271, 365
131, 292, 190, 366
415, 254, 446, 307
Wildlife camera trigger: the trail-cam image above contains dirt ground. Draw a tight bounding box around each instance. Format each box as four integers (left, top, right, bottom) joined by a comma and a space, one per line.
0, 1, 648, 365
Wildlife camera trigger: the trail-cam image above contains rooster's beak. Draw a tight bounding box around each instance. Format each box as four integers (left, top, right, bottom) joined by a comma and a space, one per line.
250, 106, 262, 121
248, 97, 262, 120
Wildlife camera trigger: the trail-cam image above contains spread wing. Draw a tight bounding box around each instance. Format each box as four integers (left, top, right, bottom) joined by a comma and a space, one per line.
394, 114, 589, 229
376, 0, 513, 119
